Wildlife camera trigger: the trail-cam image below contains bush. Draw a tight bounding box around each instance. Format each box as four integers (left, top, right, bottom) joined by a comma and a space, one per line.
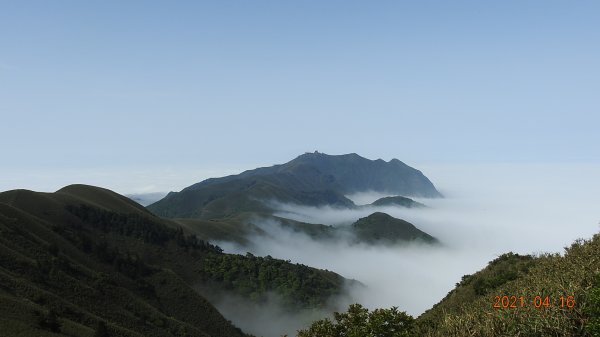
297, 304, 414, 337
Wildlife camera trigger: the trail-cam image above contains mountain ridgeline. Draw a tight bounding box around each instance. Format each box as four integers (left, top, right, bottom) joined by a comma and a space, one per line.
147, 152, 441, 219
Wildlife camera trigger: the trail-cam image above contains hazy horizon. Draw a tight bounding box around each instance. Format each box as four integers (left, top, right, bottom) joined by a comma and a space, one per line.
2, 157, 599, 196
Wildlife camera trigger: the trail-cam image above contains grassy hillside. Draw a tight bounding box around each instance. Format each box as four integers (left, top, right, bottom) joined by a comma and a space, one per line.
0, 185, 352, 336
0, 201, 239, 337
414, 235, 600, 336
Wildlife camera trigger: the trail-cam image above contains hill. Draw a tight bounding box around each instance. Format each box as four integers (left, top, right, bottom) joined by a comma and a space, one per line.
0, 185, 353, 336
370, 196, 426, 208
147, 152, 441, 219
351, 212, 437, 244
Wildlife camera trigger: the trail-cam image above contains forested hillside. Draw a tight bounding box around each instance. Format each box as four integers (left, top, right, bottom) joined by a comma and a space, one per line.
0, 185, 352, 336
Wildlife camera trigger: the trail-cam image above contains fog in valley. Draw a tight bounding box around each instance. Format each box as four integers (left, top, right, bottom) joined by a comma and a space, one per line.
214, 163, 600, 337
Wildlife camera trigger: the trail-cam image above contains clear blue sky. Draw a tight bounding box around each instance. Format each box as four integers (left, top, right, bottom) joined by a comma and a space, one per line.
1, 1, 599, 192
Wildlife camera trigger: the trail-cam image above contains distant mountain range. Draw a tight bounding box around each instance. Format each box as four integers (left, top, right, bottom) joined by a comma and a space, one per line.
147, 152, 441, 219
143, 152, 441, 246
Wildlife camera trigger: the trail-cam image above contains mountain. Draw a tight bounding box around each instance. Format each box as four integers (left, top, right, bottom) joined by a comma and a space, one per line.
351, 212, 437, 244
370, 196, 426, 208
0, 185, 352, 336
148, 152, 441, 219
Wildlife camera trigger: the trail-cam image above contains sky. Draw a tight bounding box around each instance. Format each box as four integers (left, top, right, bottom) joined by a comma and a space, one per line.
1, 1, 599, 193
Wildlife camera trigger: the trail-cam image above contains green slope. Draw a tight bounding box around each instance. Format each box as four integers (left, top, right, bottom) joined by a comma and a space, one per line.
351, 212, 438, 244
0, 185, 353, 336
414, 236, 600, 336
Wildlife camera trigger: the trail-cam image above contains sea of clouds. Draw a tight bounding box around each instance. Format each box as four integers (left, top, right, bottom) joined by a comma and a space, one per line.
213, 163, 600, 337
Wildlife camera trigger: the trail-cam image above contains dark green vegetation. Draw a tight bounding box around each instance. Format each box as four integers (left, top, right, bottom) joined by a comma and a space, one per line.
0, 185, 351, 337
351, 212, 437, 244
199, 253, 351, 309
295, 304, 414, 337
148, 152, 441, 219
296, 234, 600, 336
370, 196, 425, 208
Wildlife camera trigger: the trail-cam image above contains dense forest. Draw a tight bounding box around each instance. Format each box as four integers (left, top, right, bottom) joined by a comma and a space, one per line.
199, 252, 347, 309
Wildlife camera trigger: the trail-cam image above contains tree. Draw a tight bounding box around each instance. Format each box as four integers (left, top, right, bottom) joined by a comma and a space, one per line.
297, 304, 414, 337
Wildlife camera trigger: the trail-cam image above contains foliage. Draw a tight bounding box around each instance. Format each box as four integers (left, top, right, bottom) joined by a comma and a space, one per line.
297, 304, 414, 337
199, 253, 345, 308
584, 275, 600, 336
65, 204, 222, 253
